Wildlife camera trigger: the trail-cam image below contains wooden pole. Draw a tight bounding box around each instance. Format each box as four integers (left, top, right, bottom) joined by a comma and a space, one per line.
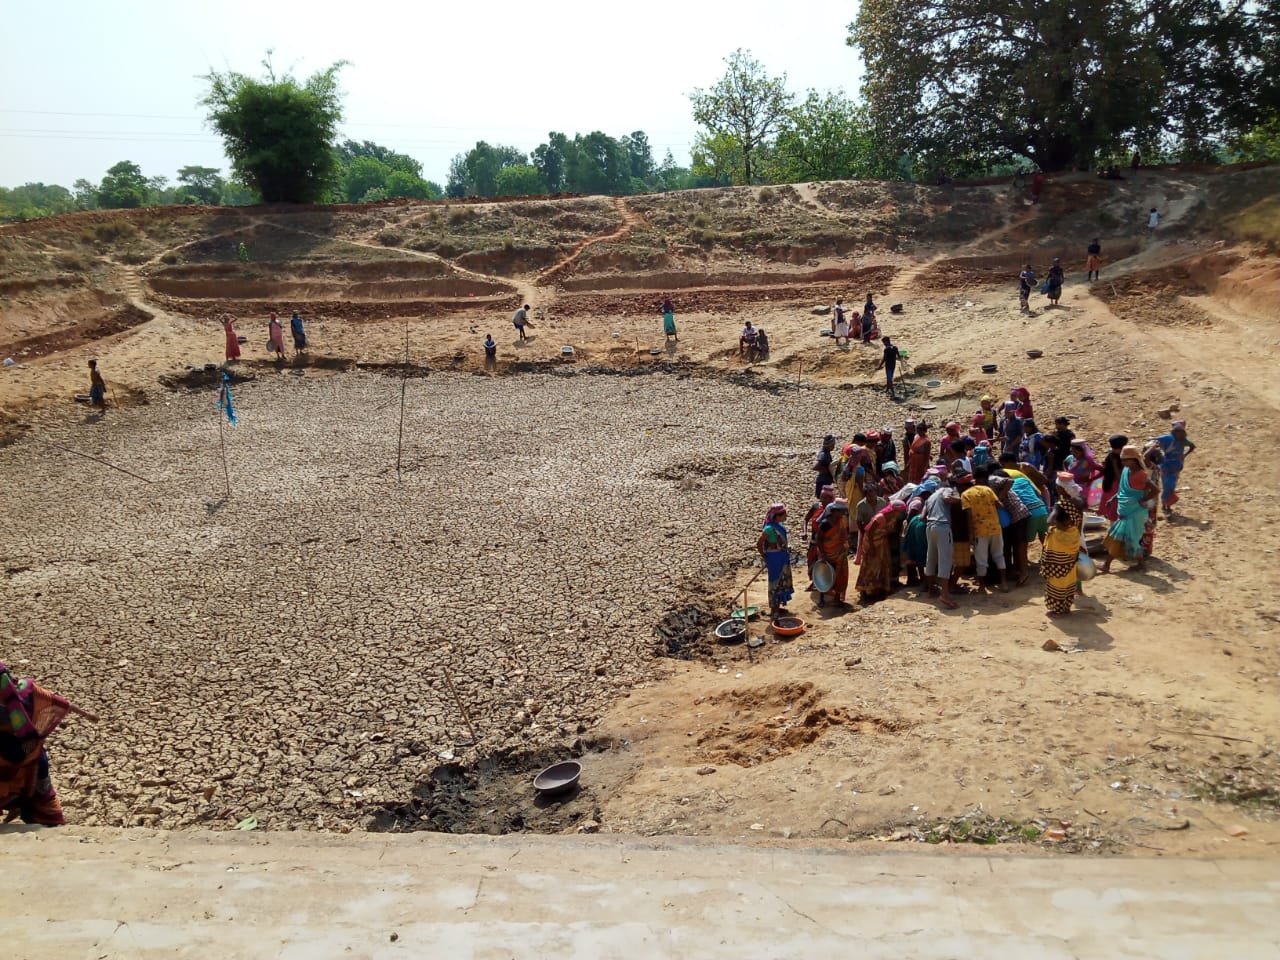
796, 359, 802, 391
66, 701, 100, 722
218, 409, 230, 498
396, 318, 408, 481
441, 667, 478, 742
38, 440, 154, 484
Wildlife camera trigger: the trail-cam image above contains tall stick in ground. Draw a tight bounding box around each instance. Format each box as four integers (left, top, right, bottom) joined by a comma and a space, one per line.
218, 408, 230, 497
396, 318, 408, 481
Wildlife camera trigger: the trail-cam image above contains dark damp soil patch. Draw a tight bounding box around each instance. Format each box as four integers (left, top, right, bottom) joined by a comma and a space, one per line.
655, 600, 721, 660
370, 741, 620, 835
158, 365, 258, 392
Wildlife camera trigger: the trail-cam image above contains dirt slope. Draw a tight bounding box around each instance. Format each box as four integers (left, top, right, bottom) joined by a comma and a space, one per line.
1, 166, 1278, 853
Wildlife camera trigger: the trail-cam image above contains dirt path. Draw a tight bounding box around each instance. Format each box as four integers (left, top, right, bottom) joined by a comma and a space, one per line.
535, 196, 643, 288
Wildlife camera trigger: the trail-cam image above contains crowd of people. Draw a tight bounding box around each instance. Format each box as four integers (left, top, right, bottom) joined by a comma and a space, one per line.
756, 385, 1194, 620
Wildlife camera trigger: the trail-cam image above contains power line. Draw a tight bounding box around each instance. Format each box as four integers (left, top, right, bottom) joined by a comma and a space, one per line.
0, 108, 698, 138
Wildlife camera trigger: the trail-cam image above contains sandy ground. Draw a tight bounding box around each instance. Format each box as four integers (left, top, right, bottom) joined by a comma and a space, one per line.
2, 171, 1278, 855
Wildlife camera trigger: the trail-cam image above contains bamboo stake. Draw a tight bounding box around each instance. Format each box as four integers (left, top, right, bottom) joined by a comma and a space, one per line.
38, 440, 154, 484
66, 701, 100, 722
396, 318, 408, 481
218, 411, 230, 497
441, 667, 478, 742
796, 359, 802, 391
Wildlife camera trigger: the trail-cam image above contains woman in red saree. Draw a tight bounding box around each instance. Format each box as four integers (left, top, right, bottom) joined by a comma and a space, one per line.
855, 502, 906, 603
813, 499, 851, 608
1, 663, 70, 825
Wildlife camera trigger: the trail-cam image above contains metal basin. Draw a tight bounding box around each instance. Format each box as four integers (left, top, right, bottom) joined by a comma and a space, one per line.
533, 760, 582, 796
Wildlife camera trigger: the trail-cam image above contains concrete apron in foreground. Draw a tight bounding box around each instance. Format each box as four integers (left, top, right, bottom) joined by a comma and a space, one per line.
7, 827, 1278, 960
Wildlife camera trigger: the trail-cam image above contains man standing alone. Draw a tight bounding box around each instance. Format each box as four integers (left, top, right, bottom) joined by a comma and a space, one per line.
88, 359, 107, 410
876, 336, 901, 397
1086, 239, 1102, 281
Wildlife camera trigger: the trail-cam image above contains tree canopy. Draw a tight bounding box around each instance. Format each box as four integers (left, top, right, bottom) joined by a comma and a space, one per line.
689, 49, 794, 184
849, 0, 1278, 171
201, 55, 347, 203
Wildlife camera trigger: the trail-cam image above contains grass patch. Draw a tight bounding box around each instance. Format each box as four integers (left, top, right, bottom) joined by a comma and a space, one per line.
1224, 195, 1280, 249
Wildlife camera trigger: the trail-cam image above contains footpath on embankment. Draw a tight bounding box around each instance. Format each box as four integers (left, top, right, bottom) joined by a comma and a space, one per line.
7, 827, 1278, 959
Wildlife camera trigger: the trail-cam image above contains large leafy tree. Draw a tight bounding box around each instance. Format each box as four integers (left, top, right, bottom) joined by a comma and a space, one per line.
849, 0, 1274, 171
445, 141, 527, 197
689, 49, 794, 184
176, 165, 224, 205
494, 164, 547, 196
201, 55, 347, 203
97, 160, 150, 208
0, 182, 76, 221
773, 91, 895, 182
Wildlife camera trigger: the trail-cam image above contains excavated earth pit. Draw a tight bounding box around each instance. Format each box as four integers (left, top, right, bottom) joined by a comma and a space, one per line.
0, 368, 894, 833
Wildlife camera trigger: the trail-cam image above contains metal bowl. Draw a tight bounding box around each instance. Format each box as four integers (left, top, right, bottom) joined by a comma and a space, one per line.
533, 760, 582, 796
1026, 349, 1044, 359
715, 618, 747, 642
981, 364, 999, 373
812, 560, 835, 593
925, 379, 943, 388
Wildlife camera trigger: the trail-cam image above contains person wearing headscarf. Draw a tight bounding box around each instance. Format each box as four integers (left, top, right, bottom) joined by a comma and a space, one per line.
813, 498, 851, 608
976, 395, 998, 436
879, 426, 898, 468
1010, 386, 1034, 420
1, 663, 71, 825
1098, 434, 1129, 522
855, 501, 907, 603
1043, 472, 1085, 616
290, 310, 307, 353
757, 503, 794, 618
940, 422, 964, 467
1101, 446, 1158, 572
223, 313, 241, 362
1019, 419, 1047, 471
804, 485, 836, 589
990, 472, 1031, 586
853, 482, 885, 553
902, 497, 928, 587
1067, 439, 1102, 488
267, 311, 286, 360
999, 402, 1024, 457
1147, 420, 1195, 516
879, 462, 904, 496
907, 423, 932, 484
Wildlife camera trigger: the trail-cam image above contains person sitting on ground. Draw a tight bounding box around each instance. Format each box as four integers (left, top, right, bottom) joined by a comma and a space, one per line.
739, 321, 758, 356
483, 333, 497, 362
754, 327, 770, 359
87, 359, 107, 410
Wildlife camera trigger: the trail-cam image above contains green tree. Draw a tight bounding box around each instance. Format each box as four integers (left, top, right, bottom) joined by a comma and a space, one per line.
97, 160, 149, 208
690, 132, 743, 186
0, 183, 76, 221
566, 131, 629, 194
176, 165, 225, 205
72, 179, 99, 210
532, 132, 573, 193
848, 0, 1193, 171
622, 131, 656, 183
446, 142, 527, 197
773, 91, 895, 182
1228, 117, 1280, 160
494, 164, 547, 196
219, 179, 260, 206
335, 139, 422, 177
690, 49, 794, 184
342, 156, 393, 202
201, 54, 347, 202
385, 170, 439, 200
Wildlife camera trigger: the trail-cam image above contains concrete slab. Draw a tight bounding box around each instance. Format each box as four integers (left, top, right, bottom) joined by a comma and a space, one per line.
6, 828, 1279, 959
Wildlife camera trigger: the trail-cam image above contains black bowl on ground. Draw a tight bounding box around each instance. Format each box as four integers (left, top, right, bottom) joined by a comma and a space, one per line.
981, 363, 999, 373
533, 760, 582, 796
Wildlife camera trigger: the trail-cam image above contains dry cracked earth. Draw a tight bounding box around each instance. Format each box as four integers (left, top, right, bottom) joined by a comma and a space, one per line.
1, 367, 892, 831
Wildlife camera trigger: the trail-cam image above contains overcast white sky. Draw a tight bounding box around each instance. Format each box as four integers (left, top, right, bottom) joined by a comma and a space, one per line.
0, 0, 864, 190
